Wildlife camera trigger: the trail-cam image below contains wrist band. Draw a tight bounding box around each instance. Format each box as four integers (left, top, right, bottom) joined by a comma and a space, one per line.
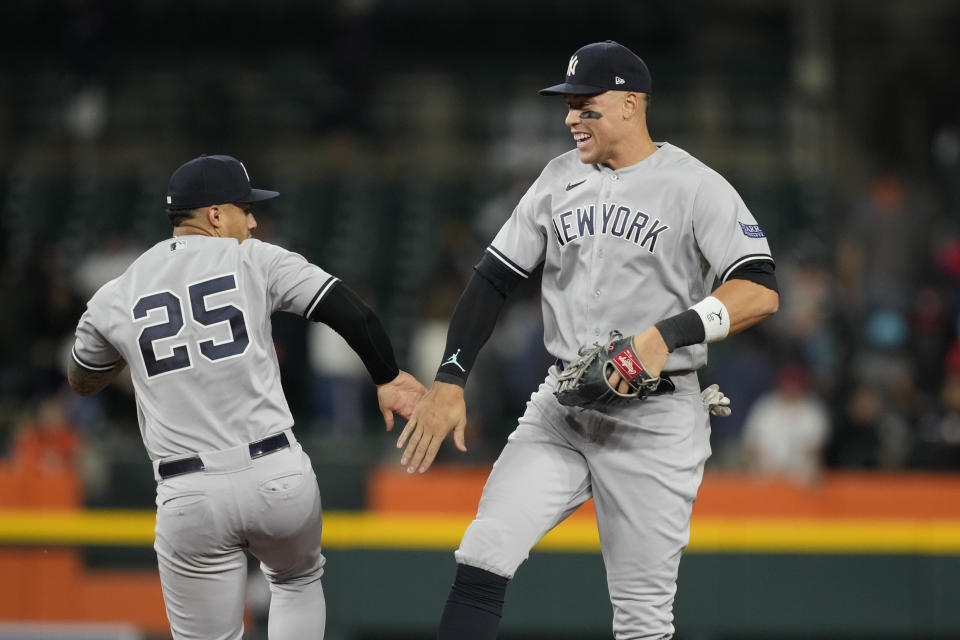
689, 296, 730, 342
654, 296, 730, 351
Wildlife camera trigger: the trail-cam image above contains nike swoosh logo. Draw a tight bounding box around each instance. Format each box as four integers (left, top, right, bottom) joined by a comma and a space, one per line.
565, 180, 586, 191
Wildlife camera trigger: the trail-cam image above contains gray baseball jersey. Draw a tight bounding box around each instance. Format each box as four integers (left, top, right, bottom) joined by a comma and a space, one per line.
72, 235, 338, 460
487, 142, 772, 368
454, 142, 773, 639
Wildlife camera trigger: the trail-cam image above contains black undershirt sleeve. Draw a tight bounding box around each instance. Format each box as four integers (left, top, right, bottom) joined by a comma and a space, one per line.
435, 252, 526, 387
726, 259, 779, 293
308, 281, 400, 385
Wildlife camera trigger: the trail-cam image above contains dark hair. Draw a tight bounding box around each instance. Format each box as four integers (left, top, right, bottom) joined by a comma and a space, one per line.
166, 206, 199, 227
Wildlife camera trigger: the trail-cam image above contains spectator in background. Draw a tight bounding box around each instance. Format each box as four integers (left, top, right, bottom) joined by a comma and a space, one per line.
842, 172, 932, 310
829, 383, 911, 470
308, 322, 372, 435
843, 304, 925, 463
832, 173, 935, 415
72, 232, 144, 299
936, 232, 960, 303
9, 392, 81, 473
913, 342, 960, 468
62, 0, 107, 143
705, 332, 777, 468
0, 244, 87, 397
830, 234, 869, 383
908, 284, 953, 396
742, 363, 830, 484
770, 237, 834, 376
931, 125, 960, 222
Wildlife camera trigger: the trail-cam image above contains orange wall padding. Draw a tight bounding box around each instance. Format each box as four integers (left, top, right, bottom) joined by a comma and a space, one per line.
369, 466, 490, 514
694, 472, 960, 519
367, 466, 960, 519
0, 464, 81, 509
0, 549, 166, 630
0, 460, 169, 633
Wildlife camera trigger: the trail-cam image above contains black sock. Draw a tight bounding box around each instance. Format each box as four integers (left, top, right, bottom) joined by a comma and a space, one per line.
437, 563, 509, 640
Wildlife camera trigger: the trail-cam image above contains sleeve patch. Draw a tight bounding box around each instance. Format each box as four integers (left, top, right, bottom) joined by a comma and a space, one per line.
738, 221, 766, 238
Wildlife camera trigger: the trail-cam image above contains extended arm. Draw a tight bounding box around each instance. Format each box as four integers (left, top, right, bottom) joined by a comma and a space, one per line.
630, 261, 779, 381
711, 277, 780, 336
397, 253, 524, 473
310, 282, 425, 428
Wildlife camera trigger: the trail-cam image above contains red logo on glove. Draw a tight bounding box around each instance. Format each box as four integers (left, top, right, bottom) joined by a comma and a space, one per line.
612, 348, 644, 381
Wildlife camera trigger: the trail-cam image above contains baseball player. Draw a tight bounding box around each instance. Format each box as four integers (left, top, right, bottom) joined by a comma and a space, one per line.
397, 41, 779, 639
66, 154, 426, 640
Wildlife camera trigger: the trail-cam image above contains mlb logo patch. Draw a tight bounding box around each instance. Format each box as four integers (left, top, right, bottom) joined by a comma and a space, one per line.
169, 239, 187, 251
738, 221, 766, 238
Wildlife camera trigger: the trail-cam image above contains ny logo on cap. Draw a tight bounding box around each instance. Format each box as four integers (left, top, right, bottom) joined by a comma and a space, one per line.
567, 55, 579, 76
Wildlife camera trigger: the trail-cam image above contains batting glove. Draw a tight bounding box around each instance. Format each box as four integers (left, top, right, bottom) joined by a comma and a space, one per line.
700, 383, 732, 417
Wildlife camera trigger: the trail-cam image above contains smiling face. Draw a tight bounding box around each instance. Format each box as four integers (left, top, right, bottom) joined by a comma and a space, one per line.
563, 91, 652, 170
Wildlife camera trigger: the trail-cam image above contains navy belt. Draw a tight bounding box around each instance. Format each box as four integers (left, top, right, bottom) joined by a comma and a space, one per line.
158, 432, 291, 479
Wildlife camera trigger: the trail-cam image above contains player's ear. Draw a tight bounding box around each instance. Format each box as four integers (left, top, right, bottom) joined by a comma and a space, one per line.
207, 205, 222, 228
622, 93, 640, 119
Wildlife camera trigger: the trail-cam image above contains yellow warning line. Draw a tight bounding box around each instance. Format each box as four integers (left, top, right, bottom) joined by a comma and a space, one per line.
0, 510, 156, 546
2, 510, 960, 554
688, 518, 960, 554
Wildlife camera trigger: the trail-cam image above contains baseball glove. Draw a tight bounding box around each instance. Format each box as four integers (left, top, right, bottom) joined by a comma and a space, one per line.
554, 330, 672, 411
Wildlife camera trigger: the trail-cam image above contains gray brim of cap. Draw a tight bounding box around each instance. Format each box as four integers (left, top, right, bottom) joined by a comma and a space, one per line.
239, 188, 280, 203
538, 82, 607, 96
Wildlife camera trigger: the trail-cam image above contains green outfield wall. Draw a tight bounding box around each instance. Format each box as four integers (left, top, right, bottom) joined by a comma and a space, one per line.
3, 510, 960, 639
319, 549, 960, 640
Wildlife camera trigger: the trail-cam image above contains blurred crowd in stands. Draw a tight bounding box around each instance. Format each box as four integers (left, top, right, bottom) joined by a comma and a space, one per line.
3, 0, 960, 501
708, 164, 960, 482
6, 161, 960, 491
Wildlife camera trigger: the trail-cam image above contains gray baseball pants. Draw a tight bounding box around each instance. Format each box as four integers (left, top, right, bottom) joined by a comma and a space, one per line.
153, 429, 325, 639
455, 368, 711, 639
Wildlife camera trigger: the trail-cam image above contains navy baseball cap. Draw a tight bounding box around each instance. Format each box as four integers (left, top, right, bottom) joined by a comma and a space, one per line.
166, 154, 279, 209
539, 40, 652, 96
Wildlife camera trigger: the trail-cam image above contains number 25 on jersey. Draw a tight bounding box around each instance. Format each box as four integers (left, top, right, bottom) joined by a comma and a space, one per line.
133, 273, 249, 377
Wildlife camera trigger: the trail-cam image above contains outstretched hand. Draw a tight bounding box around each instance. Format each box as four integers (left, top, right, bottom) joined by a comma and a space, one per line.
396, 381, 468, 474
377, 370, 428, 431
